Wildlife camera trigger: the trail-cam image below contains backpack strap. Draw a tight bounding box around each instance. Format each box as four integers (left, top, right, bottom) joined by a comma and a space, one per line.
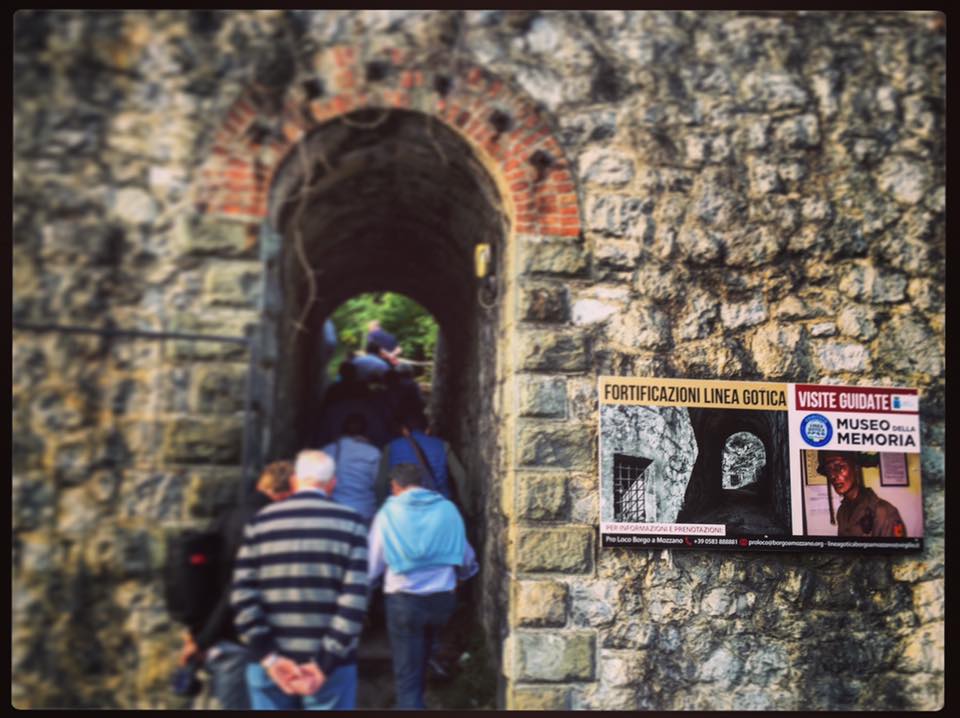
404, 434, 438, 492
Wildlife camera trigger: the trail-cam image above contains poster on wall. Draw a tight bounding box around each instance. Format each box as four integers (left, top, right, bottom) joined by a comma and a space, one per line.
598, 376, 923, 553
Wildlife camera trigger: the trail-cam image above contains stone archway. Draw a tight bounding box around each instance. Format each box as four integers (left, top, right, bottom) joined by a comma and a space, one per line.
190, 44, 585, 691
264, 106, 505, 558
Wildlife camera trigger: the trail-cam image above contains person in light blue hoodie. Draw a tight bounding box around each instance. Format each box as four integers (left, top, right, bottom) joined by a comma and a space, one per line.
367, 463, 478, 710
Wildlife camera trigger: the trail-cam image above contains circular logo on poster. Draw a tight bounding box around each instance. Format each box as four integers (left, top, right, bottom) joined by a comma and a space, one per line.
800, 413, 832, 447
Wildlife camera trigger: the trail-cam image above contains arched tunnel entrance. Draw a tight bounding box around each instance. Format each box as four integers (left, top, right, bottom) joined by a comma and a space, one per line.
258, 108, 506, 702
676, 408, 792, 535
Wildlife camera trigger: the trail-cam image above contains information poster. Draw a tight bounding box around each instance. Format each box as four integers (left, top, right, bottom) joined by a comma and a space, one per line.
598, 377, 923, 552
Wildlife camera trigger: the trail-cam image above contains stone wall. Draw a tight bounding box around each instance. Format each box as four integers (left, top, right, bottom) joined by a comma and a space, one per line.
13, 10, 944, 710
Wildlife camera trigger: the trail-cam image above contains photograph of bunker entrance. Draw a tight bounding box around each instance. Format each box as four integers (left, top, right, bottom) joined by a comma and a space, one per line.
12, 9, 943, 711
600, 404, 791, 536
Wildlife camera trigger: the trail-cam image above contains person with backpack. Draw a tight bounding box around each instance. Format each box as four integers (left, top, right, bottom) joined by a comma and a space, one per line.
374, 408, 467, 507
174, 461, 294, 709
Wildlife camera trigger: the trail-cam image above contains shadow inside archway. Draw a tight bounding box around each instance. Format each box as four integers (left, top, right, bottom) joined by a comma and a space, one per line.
262, 108, 507, 708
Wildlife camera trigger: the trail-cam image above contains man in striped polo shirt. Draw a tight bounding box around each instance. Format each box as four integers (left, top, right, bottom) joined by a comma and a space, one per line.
231, 450, 369, 710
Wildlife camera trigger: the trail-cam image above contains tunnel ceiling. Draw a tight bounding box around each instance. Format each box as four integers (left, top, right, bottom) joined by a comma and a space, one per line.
268, 109, 505, 331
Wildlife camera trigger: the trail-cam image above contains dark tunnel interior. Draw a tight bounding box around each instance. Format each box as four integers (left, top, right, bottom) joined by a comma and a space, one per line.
259, 107, 508, 654
676, 408, 792, 535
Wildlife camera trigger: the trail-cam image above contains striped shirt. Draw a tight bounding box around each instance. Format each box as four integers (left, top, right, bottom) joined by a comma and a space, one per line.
230, 488, 369, 674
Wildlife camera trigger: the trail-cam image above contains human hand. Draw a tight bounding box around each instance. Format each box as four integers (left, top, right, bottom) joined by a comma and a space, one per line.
265, 655, 303, 695
178, 634, 201, 667
289, 661, 326, 695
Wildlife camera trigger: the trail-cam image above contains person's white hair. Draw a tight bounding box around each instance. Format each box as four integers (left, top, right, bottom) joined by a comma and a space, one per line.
294, 450, 335, 485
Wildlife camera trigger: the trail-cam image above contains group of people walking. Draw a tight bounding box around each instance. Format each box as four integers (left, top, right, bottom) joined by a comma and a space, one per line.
178, 321, 477, 710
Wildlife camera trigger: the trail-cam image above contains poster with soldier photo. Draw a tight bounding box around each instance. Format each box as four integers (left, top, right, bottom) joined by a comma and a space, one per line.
599, 376, 923, 553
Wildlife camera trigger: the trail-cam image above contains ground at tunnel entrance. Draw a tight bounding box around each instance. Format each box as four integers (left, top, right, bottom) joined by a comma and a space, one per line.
355, 597, 497, 710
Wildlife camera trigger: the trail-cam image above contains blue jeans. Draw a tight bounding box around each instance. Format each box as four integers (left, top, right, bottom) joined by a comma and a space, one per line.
205, 640, 251, 710
385, 591, 457, 709
245, 661, 357, 710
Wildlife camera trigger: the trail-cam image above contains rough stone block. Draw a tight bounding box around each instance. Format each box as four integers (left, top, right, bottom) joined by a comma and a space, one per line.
517, 423, 593, 470
578, 148, 634, 186
175, 216, 258, 258
13, 531, 58, 577
58, 485, 105, 534
900, 621, 943, 673
907, 278, 943, 314
520, 237, 589, 277
166, 313, 252, 362
518, 330, 589, 372
515, 630, 596, 681
837, 305, 877, 341
586, 194, 655, 239
558, 109, 617, 148
773, 113, 820, 149
111, 187, 158, 226
83, 525, 157, 577
750, 323, 810, 378
725, 225, 784, 267
514, 580, 568, 627
877, 155, 932, 206
594, 238, 640, 270
838, 265, 907, 304
600, 649, 648, 686
673, 337, 748, 376
575, 684, 639, 710
814, 341, 871, 373
607, 301, 671, 349
774, 296, 815, 320
568, 473, 600, 525
675, 288, 720, 341
47, 432, 96, 486
911, 580, 944, 623
874, 312, 943, 377
118, 470, 190, 521
738, 70, 808, 111
572, 291, 626, 326
12, 472, 56, 532
517, 472, 569, 520
720, 296, 768, 330
183, 467, 246, 518
520, 284, 569, 323
570, 580, 619, 627
518, 376, 566, 418
161, 416, 243, 464
517, 527, 594, 573
202, 262, 263, 307
190, 364, 248, 413
601, 618, 657, 650
510, 685, 571, 710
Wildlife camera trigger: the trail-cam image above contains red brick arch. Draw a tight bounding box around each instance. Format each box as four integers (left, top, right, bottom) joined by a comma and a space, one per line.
193, 44, 581, 238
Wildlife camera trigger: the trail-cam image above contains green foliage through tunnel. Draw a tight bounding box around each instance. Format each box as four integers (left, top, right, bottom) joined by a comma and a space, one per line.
327, 292, 439, 382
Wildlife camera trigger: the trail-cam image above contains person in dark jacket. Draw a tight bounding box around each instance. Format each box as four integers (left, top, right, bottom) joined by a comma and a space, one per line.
375, 409, 467, 505
177, 461, 294, 709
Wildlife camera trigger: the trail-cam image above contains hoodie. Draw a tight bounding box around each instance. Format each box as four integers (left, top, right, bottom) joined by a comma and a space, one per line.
379, 488, 466, 574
